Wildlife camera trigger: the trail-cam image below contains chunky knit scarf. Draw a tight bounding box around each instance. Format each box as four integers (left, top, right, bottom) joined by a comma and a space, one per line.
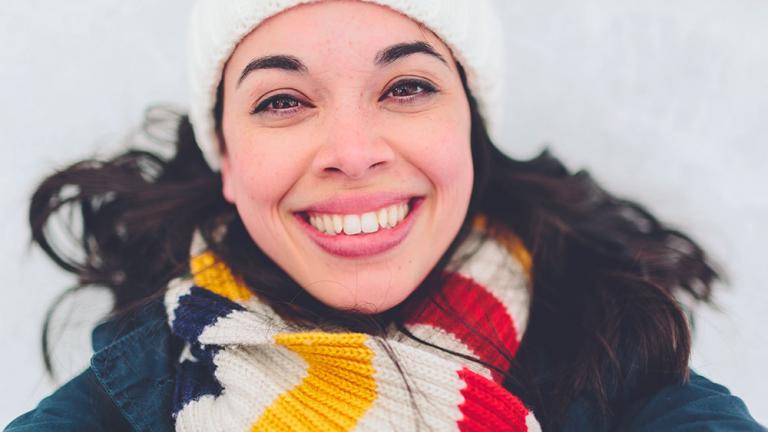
165, 219, 541, 431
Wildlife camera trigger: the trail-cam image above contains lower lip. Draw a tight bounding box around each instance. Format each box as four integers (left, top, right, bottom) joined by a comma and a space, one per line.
295, 198, 424, 258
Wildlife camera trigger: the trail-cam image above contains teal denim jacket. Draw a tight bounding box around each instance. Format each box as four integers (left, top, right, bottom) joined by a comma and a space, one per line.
5, 301, 766, 432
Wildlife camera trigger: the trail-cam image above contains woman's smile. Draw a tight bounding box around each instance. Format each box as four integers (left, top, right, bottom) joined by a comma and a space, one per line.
294, 194, 425, 258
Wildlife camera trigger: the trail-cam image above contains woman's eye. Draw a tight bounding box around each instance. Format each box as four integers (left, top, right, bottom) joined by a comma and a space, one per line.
382, 79, 438, 103
251, 94, 307, 115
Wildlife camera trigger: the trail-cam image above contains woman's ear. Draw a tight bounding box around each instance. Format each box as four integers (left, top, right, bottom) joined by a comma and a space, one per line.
217, 130, 236, 204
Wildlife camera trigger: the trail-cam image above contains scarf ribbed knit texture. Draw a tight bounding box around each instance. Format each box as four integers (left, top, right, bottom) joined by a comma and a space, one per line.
164, 219, 541, 431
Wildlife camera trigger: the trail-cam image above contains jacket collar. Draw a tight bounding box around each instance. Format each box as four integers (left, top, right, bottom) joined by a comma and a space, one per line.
90, 301, 180, 432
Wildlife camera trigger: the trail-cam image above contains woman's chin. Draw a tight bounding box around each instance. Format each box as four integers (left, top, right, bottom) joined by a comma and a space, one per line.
303, 279, 416, 315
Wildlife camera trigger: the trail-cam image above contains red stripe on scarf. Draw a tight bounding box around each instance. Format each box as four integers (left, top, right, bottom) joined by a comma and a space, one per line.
406, 272, 520, 383
457, 367, 531, 431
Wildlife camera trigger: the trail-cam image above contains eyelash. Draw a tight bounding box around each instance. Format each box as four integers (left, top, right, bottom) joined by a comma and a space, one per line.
378, 79, 438, 103
251, 95, 308, 116
250, 79, 438, 116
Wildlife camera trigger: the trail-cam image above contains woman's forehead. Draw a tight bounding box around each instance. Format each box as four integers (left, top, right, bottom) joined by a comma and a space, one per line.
225, 1, 453, 75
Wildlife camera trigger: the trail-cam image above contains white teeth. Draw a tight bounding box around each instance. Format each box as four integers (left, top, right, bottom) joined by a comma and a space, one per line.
377, 208, 388, 228
308, 201, 412, 236
310, 215, 322, 232
361, 212, 379, 233
387, 206, 398, 228
343, 215, 362, 235
322, 214, 335, 236
332, 215, 343, 234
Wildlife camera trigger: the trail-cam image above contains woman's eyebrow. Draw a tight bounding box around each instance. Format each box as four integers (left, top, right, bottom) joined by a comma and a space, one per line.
374, 41, 448, 67
237, 41, 448, 88
237, 55, 307, 87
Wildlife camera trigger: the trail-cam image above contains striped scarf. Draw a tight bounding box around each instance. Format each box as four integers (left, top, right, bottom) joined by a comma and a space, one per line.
165, 220, 541, 431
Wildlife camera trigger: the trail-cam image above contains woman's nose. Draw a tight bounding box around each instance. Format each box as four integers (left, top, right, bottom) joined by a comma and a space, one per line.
310, 110, 395, 180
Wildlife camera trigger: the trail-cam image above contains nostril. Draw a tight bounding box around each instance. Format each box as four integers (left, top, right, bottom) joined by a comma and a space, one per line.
320, 159, 388, 178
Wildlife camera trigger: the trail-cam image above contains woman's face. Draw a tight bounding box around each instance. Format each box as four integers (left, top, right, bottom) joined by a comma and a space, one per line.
219, 1, 473, 313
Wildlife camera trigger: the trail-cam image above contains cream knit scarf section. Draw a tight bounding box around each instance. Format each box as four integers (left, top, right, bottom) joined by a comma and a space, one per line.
164, 219, 541, 431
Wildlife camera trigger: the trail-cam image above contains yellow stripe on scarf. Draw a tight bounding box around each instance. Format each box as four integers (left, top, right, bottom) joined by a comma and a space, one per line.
190, 251, 253, 302
252, 332, 378, 431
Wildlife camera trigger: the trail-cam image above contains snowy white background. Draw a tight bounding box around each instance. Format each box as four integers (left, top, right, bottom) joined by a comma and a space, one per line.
1, 0, 766, 426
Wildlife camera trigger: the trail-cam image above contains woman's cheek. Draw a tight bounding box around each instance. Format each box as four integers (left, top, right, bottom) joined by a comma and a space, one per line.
406, 119, 472, 186
230, 132, 310, 201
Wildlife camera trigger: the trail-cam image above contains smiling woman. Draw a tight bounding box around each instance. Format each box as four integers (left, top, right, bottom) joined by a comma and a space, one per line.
218, 3, 473, 312
5, 1, 766, 432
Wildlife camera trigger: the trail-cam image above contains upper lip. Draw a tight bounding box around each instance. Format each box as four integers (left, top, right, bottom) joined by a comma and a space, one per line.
297, 192, 420, 215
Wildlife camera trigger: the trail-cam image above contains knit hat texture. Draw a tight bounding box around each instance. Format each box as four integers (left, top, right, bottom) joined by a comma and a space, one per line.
187, 0, 506, 170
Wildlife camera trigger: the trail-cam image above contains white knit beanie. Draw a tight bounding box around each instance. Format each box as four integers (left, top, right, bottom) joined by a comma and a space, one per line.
188, 0, 506, 170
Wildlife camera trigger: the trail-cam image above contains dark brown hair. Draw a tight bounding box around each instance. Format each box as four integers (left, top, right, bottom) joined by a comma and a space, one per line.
30, 64, 718, 430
